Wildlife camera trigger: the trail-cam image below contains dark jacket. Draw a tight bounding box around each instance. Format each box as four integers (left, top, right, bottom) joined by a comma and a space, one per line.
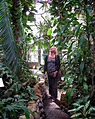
44, 55, 60, 74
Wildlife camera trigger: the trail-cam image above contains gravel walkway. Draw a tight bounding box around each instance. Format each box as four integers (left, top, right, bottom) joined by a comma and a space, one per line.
43, 86, 69, 119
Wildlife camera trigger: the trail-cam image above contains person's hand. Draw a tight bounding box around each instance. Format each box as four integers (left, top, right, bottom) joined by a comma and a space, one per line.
53, 71, 58, 77
43, 73, 45, 76
42, 73, 46, 79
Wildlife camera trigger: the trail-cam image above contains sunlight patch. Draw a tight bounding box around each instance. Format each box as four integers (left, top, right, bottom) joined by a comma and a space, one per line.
0, 78, 4, 87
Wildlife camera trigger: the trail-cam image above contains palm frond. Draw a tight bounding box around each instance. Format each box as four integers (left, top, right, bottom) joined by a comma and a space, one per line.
0, 0, 20, 74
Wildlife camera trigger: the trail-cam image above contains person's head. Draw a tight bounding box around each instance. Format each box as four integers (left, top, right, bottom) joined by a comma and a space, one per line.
50, 46, 56, 54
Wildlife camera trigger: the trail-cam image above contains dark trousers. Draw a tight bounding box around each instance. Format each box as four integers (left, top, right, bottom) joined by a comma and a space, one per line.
48, 75, 58, 99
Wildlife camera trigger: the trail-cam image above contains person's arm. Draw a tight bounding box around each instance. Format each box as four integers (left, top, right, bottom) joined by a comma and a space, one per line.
56, 55, 60, 72
43, 56, 47, 74
54, 55, 60, 77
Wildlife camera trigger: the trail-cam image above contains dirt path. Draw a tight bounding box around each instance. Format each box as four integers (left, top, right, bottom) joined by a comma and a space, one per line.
43, 86, 69, 119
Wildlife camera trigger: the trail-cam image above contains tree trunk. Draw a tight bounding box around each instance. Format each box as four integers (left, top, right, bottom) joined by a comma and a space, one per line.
38, 45, 41, 65
11, 0, 21, 41
91, 0, 95, 97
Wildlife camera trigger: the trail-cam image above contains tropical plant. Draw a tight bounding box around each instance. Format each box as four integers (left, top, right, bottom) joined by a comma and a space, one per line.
0, 98, 31, 119
6, 0, 37, 61
0, 0, 38, 118
0, 66, 37, 119
68, 96, 95, 118
32, 16, 53, 54
0, 0, 20, 74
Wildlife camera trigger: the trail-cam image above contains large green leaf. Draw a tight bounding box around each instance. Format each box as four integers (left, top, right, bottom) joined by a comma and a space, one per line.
71, 113, 81, 118
19, 102, 30, 119
83, 82, 88, 91
75, 24, 81, 37
47, 28, 52, 35
80, 61, 84, 72
0, 0, 20, 74
68, 41, 75, 53
68, 105, 84, 112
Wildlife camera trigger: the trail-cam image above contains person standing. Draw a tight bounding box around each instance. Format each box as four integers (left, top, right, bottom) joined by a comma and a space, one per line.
43, 46, 60, 101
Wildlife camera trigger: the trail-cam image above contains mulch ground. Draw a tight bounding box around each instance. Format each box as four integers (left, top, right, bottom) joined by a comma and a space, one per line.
43, 86, 70, 119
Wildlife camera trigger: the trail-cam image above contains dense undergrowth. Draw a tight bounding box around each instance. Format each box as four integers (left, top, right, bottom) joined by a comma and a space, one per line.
0, 62, 38, 119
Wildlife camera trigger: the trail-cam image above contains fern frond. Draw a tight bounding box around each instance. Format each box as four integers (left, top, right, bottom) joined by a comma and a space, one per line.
0, 0, 20, 74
